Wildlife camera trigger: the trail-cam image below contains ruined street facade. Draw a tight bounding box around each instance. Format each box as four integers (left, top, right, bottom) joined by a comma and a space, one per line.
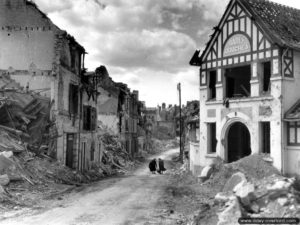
0, 0, 142, 171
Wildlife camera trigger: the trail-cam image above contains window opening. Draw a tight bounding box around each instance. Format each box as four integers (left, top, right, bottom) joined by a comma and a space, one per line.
208, 123, 217, 153
208, 70, 216, 100
262, 61, 271, 93
225, 65, 251, 98
261, 122, 270, 153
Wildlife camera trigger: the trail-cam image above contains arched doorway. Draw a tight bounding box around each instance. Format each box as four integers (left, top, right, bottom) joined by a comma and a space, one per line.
227, 122, 251, 163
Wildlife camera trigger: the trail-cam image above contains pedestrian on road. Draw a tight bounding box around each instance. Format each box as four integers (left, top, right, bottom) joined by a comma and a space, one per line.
149, 158, 157, 174
157, 158, 166, 174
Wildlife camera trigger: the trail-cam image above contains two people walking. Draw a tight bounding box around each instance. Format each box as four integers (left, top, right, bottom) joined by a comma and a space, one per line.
149, 158, 166, 174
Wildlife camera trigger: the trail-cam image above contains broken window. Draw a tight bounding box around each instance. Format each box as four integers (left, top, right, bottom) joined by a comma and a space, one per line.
208, 70, 216, 100
83, 106, 96, 131
69, 84, 79, 114
207, 123, 217, 153
260, 122, 270, 153
261, 61, 271, 94
288, 122, 300, 146
225, 65, 251, 98
70, 48, 81, 75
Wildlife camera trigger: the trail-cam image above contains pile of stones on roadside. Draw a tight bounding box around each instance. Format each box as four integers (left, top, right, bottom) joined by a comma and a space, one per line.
214, 172, 300, 225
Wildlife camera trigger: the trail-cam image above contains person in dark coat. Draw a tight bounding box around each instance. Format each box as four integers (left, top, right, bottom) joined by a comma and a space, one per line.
157, 158, 166, 174
149, 158, 157, 174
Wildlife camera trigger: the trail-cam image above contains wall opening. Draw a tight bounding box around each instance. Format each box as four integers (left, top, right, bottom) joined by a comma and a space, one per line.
80, 141, 86, 171
262, 61, 271, 94
83, 106, 97, 131
260, 122, 270, 153
69, 84, 78, 114
208, 70, 216, 100
207, 123, 217, 153
66, 133, 75, 169
225, 65, 251, 98
90, 141, 95, 161
227, 122, 251, 162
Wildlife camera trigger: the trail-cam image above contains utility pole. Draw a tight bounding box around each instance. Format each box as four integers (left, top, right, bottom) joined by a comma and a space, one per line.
177, 83, 183, 163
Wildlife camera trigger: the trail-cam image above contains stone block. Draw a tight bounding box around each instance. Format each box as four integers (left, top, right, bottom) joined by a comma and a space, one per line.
217, 196, 241, 225
235, 182, 255, 206
199, 166, 213, 180
215, 192, 234, 204
0, 185, 4, 194
0, 174, 9, 186
0, 155, 16, 175
0, 151, 13, 158
267, 180, 292, 192
223, 172, 247, 192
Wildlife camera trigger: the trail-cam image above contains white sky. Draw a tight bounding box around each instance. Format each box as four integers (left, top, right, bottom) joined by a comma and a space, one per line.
34, 0, 300, 107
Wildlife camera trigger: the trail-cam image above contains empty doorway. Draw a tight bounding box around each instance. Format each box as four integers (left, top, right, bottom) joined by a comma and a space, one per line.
66, 134, 75, 168
227, 122, 251, 163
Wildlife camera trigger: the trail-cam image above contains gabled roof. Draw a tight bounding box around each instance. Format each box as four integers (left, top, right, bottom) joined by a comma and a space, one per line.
190, 0, 300, 66
241, 0, 300, 49
285, 99, 300, 121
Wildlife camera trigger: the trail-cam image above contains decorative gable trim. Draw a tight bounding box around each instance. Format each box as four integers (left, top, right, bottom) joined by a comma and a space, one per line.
198, 0, 277, 67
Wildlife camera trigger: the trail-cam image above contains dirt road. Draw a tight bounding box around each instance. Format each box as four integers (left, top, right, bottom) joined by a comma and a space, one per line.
1, 148, 180, 225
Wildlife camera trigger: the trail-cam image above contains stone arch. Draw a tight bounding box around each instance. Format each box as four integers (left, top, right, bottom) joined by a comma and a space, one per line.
220, 112, 252, 162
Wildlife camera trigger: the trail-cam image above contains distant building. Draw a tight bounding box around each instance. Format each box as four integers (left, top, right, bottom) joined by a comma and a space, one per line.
190, 0, 300, 175
156, 103, 178, 138
116, 83, 140, 158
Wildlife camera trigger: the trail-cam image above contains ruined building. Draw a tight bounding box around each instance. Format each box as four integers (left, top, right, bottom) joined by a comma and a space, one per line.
190, 0, 300, 175
0, 0, 102, 171
116, 83, 140, 158
156, 103, 178, 138
88, 67, 142, 158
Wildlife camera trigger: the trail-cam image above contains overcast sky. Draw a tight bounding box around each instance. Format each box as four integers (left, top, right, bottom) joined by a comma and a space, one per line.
34, 0, 300, 107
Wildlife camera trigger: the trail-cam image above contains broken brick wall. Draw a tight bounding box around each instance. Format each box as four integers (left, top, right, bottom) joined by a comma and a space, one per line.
0, 0, 57, 98
97, 86, 119, 135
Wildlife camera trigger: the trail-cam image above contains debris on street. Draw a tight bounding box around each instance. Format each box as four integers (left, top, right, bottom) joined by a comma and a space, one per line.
162, 153, 300, 225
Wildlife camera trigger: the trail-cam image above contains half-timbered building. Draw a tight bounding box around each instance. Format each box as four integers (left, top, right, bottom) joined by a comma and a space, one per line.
190, 0, 300, 175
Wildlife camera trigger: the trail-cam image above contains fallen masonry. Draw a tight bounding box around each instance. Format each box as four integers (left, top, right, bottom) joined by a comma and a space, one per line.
0, 78, 142, 211
166, 154, 300, 225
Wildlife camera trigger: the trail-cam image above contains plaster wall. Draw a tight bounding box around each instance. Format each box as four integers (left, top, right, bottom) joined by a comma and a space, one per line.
0, 30, 55, 71
283, 50, 300, 174
197, 65, 283, 175
189, 142, 201, 175
98, 114, 119, 135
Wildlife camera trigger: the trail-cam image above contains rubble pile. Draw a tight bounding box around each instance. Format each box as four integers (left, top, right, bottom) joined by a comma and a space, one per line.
150, 139, 178, 153
214, 174, 300, 225
205, 154, 280, 192
0, 148, 99, 210
0, 132, 138, 211
152, 126, 174, 140
100, 133, 135, 175
0, 73, 53, 156
189, 154, 300, 225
